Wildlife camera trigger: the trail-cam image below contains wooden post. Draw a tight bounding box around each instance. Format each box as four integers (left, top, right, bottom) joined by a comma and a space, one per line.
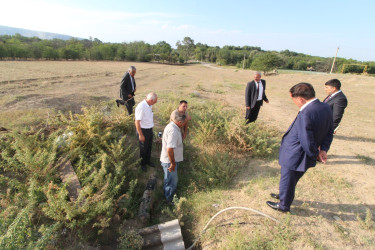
330, 47, 339, 74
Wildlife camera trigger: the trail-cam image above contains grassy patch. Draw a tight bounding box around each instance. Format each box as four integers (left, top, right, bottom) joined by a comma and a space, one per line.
228, 82, 244, 90
357, 209, 374, 230
0, 108, 51, 129
153, 94, 283, 248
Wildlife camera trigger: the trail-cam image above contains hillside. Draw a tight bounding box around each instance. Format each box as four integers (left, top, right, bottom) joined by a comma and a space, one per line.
0, 25, 81, 40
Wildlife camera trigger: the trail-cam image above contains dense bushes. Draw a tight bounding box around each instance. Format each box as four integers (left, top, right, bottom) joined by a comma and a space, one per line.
0, 94, 283, 247
0, 105, 141, 248
155, 97, 280, 190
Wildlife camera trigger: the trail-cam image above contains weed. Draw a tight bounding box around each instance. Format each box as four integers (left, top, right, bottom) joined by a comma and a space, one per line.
333, 222, 350, 240
117, 230, 143, 250
357, 208, 374, 230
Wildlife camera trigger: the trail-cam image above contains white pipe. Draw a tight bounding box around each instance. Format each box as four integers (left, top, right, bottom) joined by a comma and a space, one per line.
186, 206, 279, 250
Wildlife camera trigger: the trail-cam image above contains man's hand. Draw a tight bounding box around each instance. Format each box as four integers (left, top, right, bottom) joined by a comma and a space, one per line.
138, 134, 145, 142
318, 150, 328, 163
246, 106, 250, 110
182, 133, 187, 140
265, 100, 269, 103
168, 162, 176, 172
128, 94, 133, 98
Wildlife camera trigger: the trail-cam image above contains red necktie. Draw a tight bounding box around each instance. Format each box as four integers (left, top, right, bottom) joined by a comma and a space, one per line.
324, 95, 331, 103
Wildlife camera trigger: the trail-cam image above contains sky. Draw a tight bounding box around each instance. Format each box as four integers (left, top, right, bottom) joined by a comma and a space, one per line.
1, 0, 374, 61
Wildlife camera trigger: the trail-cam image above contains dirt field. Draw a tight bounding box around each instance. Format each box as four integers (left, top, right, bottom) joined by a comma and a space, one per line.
1, 61, 374, 248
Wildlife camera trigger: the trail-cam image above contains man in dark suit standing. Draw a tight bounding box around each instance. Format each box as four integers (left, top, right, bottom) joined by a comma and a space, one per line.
116, 66, 136, 115
267, 82, 334, 212
245, 72, 269, 124
323, 79, 348, 133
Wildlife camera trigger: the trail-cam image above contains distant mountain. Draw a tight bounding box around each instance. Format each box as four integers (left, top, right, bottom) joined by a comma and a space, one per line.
0, 25, 83, 40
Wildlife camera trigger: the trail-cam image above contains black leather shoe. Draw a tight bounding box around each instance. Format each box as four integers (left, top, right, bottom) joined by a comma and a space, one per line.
116, 100, 120, 107
147, 162, 156, 168
270, 193, 280, 200
141, 164, 147, 172
266, 201, 289, 212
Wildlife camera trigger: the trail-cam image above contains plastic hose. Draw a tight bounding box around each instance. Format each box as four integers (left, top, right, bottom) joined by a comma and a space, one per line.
186, 206, 279, 250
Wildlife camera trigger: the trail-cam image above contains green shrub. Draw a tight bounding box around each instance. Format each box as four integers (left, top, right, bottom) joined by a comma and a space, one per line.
192, 151, 238, 188
0, 104, 141, 247
225, 116, 280, 158
154, 96, 280, 194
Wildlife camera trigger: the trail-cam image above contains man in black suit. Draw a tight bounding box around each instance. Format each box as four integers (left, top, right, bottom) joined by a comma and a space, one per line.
267, 83, 334, 212
323, 79, 348, 133
116, 66, 136, 115
245, 72, 269, 124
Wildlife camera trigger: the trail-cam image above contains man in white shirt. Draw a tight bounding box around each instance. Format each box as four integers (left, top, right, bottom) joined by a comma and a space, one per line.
245, 72, 269, 124
160, 114, 186, 203
135, 93, 158, 172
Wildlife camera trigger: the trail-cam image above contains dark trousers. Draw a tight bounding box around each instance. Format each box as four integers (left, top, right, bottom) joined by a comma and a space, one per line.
117, 98, 135, 115
278, 166, 305, 211
245, 100, 262, 123
124, 98, 135, 115
138, 128, 153, 165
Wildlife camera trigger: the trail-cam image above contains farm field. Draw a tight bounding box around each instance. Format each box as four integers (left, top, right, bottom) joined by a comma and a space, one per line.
1, 61, 375, 248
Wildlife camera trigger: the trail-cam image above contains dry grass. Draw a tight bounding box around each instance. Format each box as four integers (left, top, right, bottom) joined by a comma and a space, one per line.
1, 61, 374, 249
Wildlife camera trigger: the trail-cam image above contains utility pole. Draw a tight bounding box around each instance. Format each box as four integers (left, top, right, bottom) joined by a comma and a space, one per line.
330, 46, 339, 74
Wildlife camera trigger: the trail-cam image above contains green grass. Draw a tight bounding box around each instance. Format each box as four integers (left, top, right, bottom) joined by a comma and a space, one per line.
0, 108, 51, 129
228, 82, 244, 90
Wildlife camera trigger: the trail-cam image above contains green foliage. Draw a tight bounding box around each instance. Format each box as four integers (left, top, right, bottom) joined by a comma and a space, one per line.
251, 52, 283, 73
155, 96, 280, 192
117, 230, 143, 250
0, 104, 141, 247
1, 34, 373, 71
341, 64, 367, 74
193, 151, 238, 187
357, 209, 374, 230
225, 117, 280, 158
176, 37, 195, 62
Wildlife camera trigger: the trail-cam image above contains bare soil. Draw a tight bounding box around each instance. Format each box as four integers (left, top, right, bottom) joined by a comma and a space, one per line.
1, 61, 374, 248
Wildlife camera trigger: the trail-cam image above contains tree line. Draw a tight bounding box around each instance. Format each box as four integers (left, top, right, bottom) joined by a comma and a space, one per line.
1, 34, 374, 74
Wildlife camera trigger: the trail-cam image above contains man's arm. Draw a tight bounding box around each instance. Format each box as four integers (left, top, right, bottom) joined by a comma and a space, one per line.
298, 114, 319, 158
135, 120, 145, 142
167, 148, 176, 172
182, 122, 188, 140
245, 82, 252, 109
263, 80, 269, 103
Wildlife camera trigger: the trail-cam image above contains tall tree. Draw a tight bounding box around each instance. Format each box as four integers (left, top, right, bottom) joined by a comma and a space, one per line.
251, 52, 283, 74
176, 37, 195, 62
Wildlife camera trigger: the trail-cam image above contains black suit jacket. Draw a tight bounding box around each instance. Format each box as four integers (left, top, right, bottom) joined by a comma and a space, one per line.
120, 72, 136, 101
245, 79, 268, 108
323, 91, 348, 130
